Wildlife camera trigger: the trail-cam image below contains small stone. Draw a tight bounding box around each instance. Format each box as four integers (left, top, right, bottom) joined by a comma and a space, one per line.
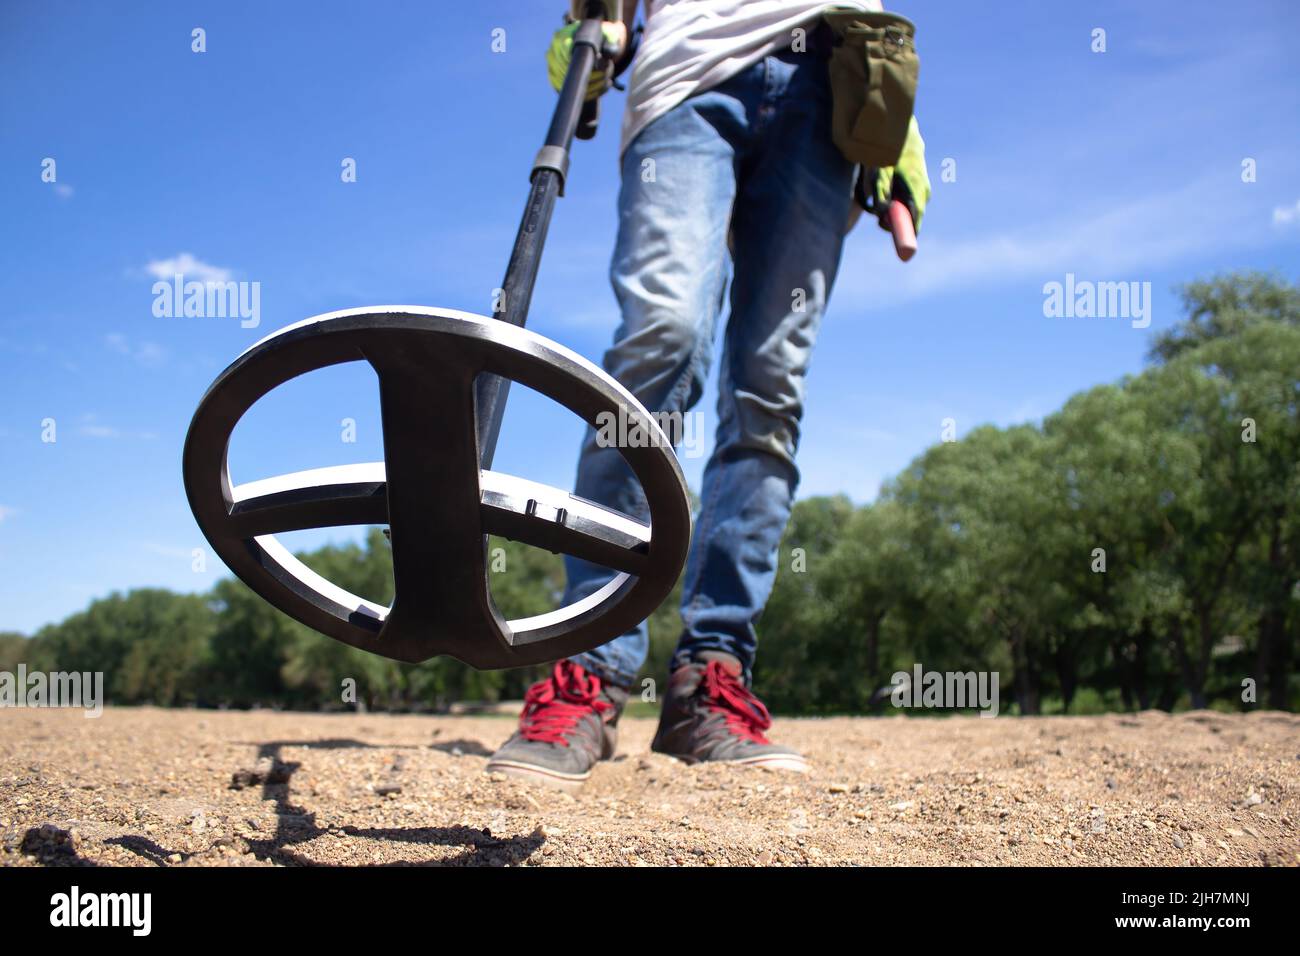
828, 783, 849, 794
1173, 835, 1185, 849
167, 853, 182, 863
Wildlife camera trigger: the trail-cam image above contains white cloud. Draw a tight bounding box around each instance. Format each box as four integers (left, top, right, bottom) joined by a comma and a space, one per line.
836, 172, 1267, 312
79, 424, 121, 439
76, 413, 157, 441
143, 252, 233, 282
53, 184, 74, 200
105, 332, 167, 367
1273, 199, 1300, 227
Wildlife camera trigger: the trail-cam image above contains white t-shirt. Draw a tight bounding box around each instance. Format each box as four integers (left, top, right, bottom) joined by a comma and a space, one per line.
620, 0, 880, 156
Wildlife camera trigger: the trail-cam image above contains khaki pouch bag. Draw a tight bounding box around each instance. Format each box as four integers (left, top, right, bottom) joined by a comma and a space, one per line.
824, 9, 919, 168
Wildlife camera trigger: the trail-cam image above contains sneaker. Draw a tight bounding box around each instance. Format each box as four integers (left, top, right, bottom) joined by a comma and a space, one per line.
651, 652, 808, 772
485, 660, 627, 791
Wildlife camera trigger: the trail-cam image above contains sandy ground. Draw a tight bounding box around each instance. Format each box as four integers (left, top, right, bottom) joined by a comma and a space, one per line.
1, 706, 1296, 867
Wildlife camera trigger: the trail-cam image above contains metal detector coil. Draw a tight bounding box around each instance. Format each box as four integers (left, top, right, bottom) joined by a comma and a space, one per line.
182, 2, 689, 669
183, 307, 689, 668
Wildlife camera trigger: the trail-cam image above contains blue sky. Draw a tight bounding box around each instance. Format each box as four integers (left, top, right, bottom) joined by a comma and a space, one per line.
1, 0, 1297, 634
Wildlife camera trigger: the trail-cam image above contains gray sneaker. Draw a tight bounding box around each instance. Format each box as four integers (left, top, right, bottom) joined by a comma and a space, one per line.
651, 652, 808, 772
486, 660, 627, 791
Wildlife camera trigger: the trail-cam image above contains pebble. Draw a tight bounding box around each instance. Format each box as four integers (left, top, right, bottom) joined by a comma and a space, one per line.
5, 707, 1293, 868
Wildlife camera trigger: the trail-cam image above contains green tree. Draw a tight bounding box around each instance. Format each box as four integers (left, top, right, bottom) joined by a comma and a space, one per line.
35, 590, 213, 705
756, 495, 857, 712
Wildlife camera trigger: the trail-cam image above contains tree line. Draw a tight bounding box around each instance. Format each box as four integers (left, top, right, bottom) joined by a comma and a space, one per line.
2, 273, 1295, 714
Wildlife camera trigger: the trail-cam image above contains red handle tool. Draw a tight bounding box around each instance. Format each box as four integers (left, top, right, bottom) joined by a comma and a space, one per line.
888, 199, 917, 262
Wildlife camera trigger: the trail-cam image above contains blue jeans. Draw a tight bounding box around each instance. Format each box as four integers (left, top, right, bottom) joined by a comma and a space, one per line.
565, 46, 854, 687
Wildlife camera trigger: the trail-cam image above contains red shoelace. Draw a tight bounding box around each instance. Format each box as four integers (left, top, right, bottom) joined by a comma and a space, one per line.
518, 661, 610, 746
701, 660, 773, 744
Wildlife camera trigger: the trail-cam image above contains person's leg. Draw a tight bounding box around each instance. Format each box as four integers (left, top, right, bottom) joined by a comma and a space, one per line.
562, 80, 754, 689
673, 49, 856, 685
487, 71, 764, 789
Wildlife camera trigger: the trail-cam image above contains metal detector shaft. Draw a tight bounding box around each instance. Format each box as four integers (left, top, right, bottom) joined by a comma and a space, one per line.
475, 6, 608, 470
